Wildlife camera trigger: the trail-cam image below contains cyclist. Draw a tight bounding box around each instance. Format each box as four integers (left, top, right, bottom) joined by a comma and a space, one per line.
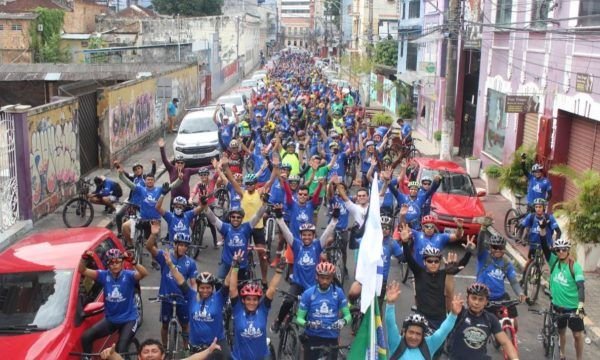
406, 214, 464, 268
521, 155, 552, 211
229, 249, 285, 360
146, 222, 197, 350
397, 222, 474, 330
189, 166, 220, 248
156, 195, 203, 244
326, 181, 350, 276
89, 175, 122, 214
270, 203, 340, 333
79, 248, 148, 355
114, 161, 156, 237
214, 108, 236, 149
475, 231, 526, 331
540, 236, 586, 360
518, 198, 561, 260
419, 176, 435, 216
446, 283, 519, 360
295, 262, 351, 360
225, 139, 245, 175
100, 338, 222, 360
158, 138, 201, 206
388, 175, 441, 230
385, 281, 462, 360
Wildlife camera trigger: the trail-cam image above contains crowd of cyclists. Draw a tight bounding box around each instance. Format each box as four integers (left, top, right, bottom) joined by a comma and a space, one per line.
80, 49, 587, 360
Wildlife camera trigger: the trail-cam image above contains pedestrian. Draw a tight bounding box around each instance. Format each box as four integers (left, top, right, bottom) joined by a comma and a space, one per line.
167, 98, 179, 133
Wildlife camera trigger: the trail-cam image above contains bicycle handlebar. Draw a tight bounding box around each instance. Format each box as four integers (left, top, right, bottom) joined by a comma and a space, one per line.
148, 293, 186, 303
309, 344, 350, 351
487, 299, 521, 308
277, 288, 301, 301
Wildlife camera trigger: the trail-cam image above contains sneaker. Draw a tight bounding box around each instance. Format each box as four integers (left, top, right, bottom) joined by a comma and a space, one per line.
270, 255, 281, 268
270, 320, 281, 333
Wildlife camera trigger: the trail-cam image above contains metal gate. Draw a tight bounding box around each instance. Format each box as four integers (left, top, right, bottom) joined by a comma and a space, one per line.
78, 92, 99, 175
0, 111, 19, 232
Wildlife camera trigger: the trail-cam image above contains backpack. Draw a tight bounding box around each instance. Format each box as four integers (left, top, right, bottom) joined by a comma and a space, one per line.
390, 337, 431, 360
113, 182, 123, 198
476, 254, 511, 279
550, 257, 576, 281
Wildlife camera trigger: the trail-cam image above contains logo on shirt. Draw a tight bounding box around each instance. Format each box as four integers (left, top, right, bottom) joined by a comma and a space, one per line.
173, 220, 187, 232
228, 234, 245, 247
332, 162, 340, 170
462, 326, 488, 349
553, 271, 569, 286
193, 306, 214, 322
107, 286, 126, 303
487, 267, 506, 281
299, 252, 316, 266
297, 211, 310, 223
532, 183, 542, 193
312, 301, 335, 318
241, 321, 263, 338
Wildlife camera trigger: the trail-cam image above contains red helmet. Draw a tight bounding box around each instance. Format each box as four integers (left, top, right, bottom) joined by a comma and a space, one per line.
421, 215, 436, 225
316, 261, 336, 275
240, 283, 263, 298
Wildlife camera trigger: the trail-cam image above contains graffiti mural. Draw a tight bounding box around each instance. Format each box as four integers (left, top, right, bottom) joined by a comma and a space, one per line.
28, 100, 80, 219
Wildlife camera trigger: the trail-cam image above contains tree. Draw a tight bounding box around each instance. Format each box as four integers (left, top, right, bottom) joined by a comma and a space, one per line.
374, 39, 398, 67
152, 0, 224, 17
30, 7, 71, 63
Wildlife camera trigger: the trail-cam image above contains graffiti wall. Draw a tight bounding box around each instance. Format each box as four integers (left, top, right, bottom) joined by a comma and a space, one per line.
28, 98, 80, 220
155, 66, 200, 126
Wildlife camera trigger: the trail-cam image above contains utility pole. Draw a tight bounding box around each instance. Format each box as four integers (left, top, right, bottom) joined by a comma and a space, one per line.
177, 13, 181, 62
440, 0, 460, 160
366, 0, 373, 106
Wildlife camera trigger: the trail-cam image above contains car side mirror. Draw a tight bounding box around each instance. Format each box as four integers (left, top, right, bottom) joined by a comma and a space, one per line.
83, 301, 104, 317
476, 188, 487, 197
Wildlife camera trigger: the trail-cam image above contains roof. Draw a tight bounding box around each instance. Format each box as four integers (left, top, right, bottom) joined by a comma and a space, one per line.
414, 157, 466, 173
115, 4, 159, 18
0, 12, 37, 19
0, 63, 191, 81
0, 0, 68, 12
0, 227, 115, 272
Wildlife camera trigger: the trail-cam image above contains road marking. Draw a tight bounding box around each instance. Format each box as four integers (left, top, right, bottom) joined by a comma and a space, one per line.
140, 286, 160, 290
453, 274, 476, 279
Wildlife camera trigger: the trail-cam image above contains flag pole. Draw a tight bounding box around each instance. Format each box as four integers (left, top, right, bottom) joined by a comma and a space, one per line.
370, 297, 376, 359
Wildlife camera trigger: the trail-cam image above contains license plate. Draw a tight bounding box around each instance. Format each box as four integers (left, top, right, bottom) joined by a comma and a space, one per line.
444, 228, 457, 235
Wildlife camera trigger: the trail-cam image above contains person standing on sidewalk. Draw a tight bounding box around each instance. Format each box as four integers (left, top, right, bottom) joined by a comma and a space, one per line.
167, 98, 179, 133
158, 138, 201, 209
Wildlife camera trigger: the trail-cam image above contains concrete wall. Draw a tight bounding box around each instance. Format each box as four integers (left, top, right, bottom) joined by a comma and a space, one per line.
64, 0, 109, 34
0, 18, 33, 63
27, 98, 80, 221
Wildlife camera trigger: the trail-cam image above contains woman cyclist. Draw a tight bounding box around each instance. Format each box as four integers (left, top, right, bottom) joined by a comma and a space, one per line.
79, 248, 148, 356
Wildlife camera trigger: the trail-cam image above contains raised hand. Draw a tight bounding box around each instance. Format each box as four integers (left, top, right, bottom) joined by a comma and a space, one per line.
399, 204, 408, 217
461, 235, 476, 251
99, 343, 117, 360
232, 249, 244, 265
399, 223, 411, 243
207, 337, 222, 354
451, 294, 464, 315
150, 220, 160, 235
158, 138, 165, 148
163, 251, 172, 265
386, 281, 401, 304
443, 252, 458, 265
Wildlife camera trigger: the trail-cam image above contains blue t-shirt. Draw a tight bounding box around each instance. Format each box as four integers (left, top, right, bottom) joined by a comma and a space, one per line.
95, 178, 119, 198
155, 250, 197, 303
227, 182, 242, 209
382, 236, 403, 280
300, 285, 348, 339
168, 102, 177, 117
132, 185, 162, 220
288, 202, 316, 239
327, 152, 347, 179
96, 270, 138, 324
380, 180, 395, 210
526, 175, 552, 205
520, 213, 559, 248
329, 196, 349, 230
401, 123, 412, 138
360, 149, 374, 173
411, 230, 451, 268
185, 286, 228, 346
220, 123, 235, 148
252, 152, 271, 183
231, 297, 271, 360
291, 238, 323, 289
163, 210, 195, 242
219, 222, 253, 267
476, 251, 518, 300
270, 178, 285, 205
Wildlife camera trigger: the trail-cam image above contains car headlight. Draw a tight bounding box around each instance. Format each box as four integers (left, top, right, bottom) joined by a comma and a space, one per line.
175, 146, 183, 152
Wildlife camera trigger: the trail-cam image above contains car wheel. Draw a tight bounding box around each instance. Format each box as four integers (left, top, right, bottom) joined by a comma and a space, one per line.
134, 288, 143, 326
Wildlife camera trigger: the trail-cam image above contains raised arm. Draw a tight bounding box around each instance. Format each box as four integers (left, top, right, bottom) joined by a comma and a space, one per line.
248, 203, 267, 228
158, 138, 174, 172
78, 251, 98, 280
204, 206, 223, 231
163, 251, 185, 286
145, 221, 161, 258
275, 206, 294, 245
385, 282, 402, 354
117, 166, 136, 190
319, 211, 339, 248
155, 194, 167, 216
222, 161, 244, 197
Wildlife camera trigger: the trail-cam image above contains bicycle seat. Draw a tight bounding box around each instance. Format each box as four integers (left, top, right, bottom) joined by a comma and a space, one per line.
514, 194, 524, 200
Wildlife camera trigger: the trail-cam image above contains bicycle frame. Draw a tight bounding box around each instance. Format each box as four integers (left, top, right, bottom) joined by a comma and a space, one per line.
490, 302, 519, 360
149, 293, 186, 359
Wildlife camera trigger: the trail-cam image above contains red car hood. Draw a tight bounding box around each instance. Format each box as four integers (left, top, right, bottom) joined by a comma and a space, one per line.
432, 193, 485, 219
0, 325, 72, 359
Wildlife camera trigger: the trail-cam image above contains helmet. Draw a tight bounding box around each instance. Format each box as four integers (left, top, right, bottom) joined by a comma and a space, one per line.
228, 207, 246, 218
233, 173, 244, 181
196, 272, 216, 285
240, 282, 263, 297
380, 216, 393, 226
280, 162, 292, 171
316, 261, 336, 275
174, 233, 191, 244
106, 248, 123, 261
299, 223, 317, 233
408, 181, 420, 189
383, 156, 392, 164
244, 173, 257, 184
421, 176, 432, 184
487, 234, 506, 247
402, 313, 430, 333
553, 238, 571, 250
175, 155, 184, 162
531, 163, 544, 172
285, 141, 296, 148
229, 139, 240, 149
365, 140, 375, 147
198, 167, 210, 176
422, 245, 442, 259
173, 196, 187, 207
297, 130, 306, 137
329, 141, 339, 149
288, 175, 301, 183
132, 162, 143, 170
421, 215, 436, 225
533, 198, 547, 207
467, 282, 490, 298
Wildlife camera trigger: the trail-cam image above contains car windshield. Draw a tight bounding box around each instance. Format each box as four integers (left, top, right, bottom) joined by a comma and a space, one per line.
421, 169, 476, 196
219, 96, 243, 106
0, 270, 73, 331
179, 115, 218, 134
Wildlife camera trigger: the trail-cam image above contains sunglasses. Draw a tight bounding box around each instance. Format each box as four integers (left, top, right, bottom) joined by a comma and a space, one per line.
108, 260, 123, 266
230, 215, 243, 220
298, 193, 309, 197
491, 245, 505, 251
554, 248, 569, 253
423, 224, 435, 230
425, 258, 440, 264
422, 182, 431, 186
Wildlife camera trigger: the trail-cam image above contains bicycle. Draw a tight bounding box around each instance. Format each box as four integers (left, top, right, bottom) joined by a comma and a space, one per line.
264, 204, 277, 260
148, 293, 187, 360
129, 218, 149, 266
246, 245, 269, 282
309, 343, 350, 360
276, 289, 302, 360
344, 154, 358, 188
63, 177, 95, 228
212, 186, 230, 219
504, 193, 528, 241
487, 299, 521, 359
71, 346, 139, 360
522, 246, 544, 305
189, 203, 209, 259
350, 298, 363, 336
325, 230, 346, 288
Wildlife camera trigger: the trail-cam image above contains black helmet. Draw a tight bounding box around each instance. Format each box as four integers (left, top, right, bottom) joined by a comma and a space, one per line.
467, 282, 490, 298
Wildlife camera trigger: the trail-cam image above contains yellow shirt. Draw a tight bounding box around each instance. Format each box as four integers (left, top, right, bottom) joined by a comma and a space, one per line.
241, 190, 263, 229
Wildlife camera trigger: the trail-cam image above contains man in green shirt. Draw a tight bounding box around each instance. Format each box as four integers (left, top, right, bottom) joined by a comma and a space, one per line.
540, 232, 585, 360
303, 155, 332, 200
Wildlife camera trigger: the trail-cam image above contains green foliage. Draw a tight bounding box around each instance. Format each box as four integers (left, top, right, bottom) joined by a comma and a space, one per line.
30, 7, 70, 63
484, 164, 502, 179
87, 36, 108, 63
374, 40, 398, 67
397, 103, 414, 119
499, 145, 537, 195
340, 54, 374, 75
433, 130, 442, 142
152, 0, 223, 16
371, 113, 393, 126
550, 166, 600, 244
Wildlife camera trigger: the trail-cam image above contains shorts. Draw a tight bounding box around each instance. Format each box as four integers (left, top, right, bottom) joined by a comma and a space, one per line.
252, 228, 266, 246
488, 293, 518, 318
553, 305, 585, 332
216, 261, 250, 281
160, 301, 190, 325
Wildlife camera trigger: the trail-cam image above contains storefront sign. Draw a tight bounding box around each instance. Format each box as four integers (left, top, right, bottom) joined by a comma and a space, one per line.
504, 95, 539, 113
576, 73, 594, 94
419, 62, 436, 74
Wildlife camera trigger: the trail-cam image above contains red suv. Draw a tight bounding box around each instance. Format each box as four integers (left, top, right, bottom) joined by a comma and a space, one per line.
401, 158, 487, 237
0, 228, 143, 359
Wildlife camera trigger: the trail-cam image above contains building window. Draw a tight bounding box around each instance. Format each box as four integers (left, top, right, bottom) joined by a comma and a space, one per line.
531, 0, 551, 27
495, 0, 512, 24
11, 24, 22, 31
408, 0, 420, 19
406, 42, 418, 71
579, 0, 600, 27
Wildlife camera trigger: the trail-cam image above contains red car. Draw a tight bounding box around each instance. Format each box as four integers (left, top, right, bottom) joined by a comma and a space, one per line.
0, 228, 142, 359
401, 158, 487, 237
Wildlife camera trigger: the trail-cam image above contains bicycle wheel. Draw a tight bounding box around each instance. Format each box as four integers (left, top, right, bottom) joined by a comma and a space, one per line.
504, 208, 520, 240
542, 312, 552, 356
134, 233, 144, 266
266, 219, 275, 259
401, 260, 411, 284
549, 334, 560, 360
224, 302, 234, 348
503, 327, 517, 360
213, 188, 230, 219
278, 325, 300, 360
407, 148, 421, 160
345, 160, 356, 189
62, 198, 94, 228
190, 218, 206, 259
351, 308, 363, 335
166, 323, 178, 359
247, 251, 256, 281
330, 249, 345, 288
134, 288, 143, 327
523, 262, 541, 305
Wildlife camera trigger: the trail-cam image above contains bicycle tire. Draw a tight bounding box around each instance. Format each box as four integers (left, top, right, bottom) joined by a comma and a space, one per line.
190, 218, 206, 259
401, 260, 411, 284
398, 259, 408, 285
407, 148, 421, 160
134, 233, 144, 266
330, 249, 345, 288
166, 322, 178, 360
351, 309, 363, 335
134, 288, 143, 327
504, 208, 520, 240
550, 334, 560, 360
62, 198, 94, 228
503, 326, 517, 360
247, 250, 257, 281
213, 188, 230, 219
523, 262, 541, 305
542, 311, 552, 356
345, 160, 356, 189
278, 325, 300, 360
266, 219, 275, 259
224, 303, 234, 348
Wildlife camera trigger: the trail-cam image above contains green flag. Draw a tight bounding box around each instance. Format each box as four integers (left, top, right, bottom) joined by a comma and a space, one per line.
348, 297, 388, 360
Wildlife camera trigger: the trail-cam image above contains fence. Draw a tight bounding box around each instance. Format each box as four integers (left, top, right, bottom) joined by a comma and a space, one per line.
0, 112, 19, 232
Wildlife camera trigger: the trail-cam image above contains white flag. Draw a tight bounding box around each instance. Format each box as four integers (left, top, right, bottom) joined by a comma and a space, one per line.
355, 173, 385, 314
